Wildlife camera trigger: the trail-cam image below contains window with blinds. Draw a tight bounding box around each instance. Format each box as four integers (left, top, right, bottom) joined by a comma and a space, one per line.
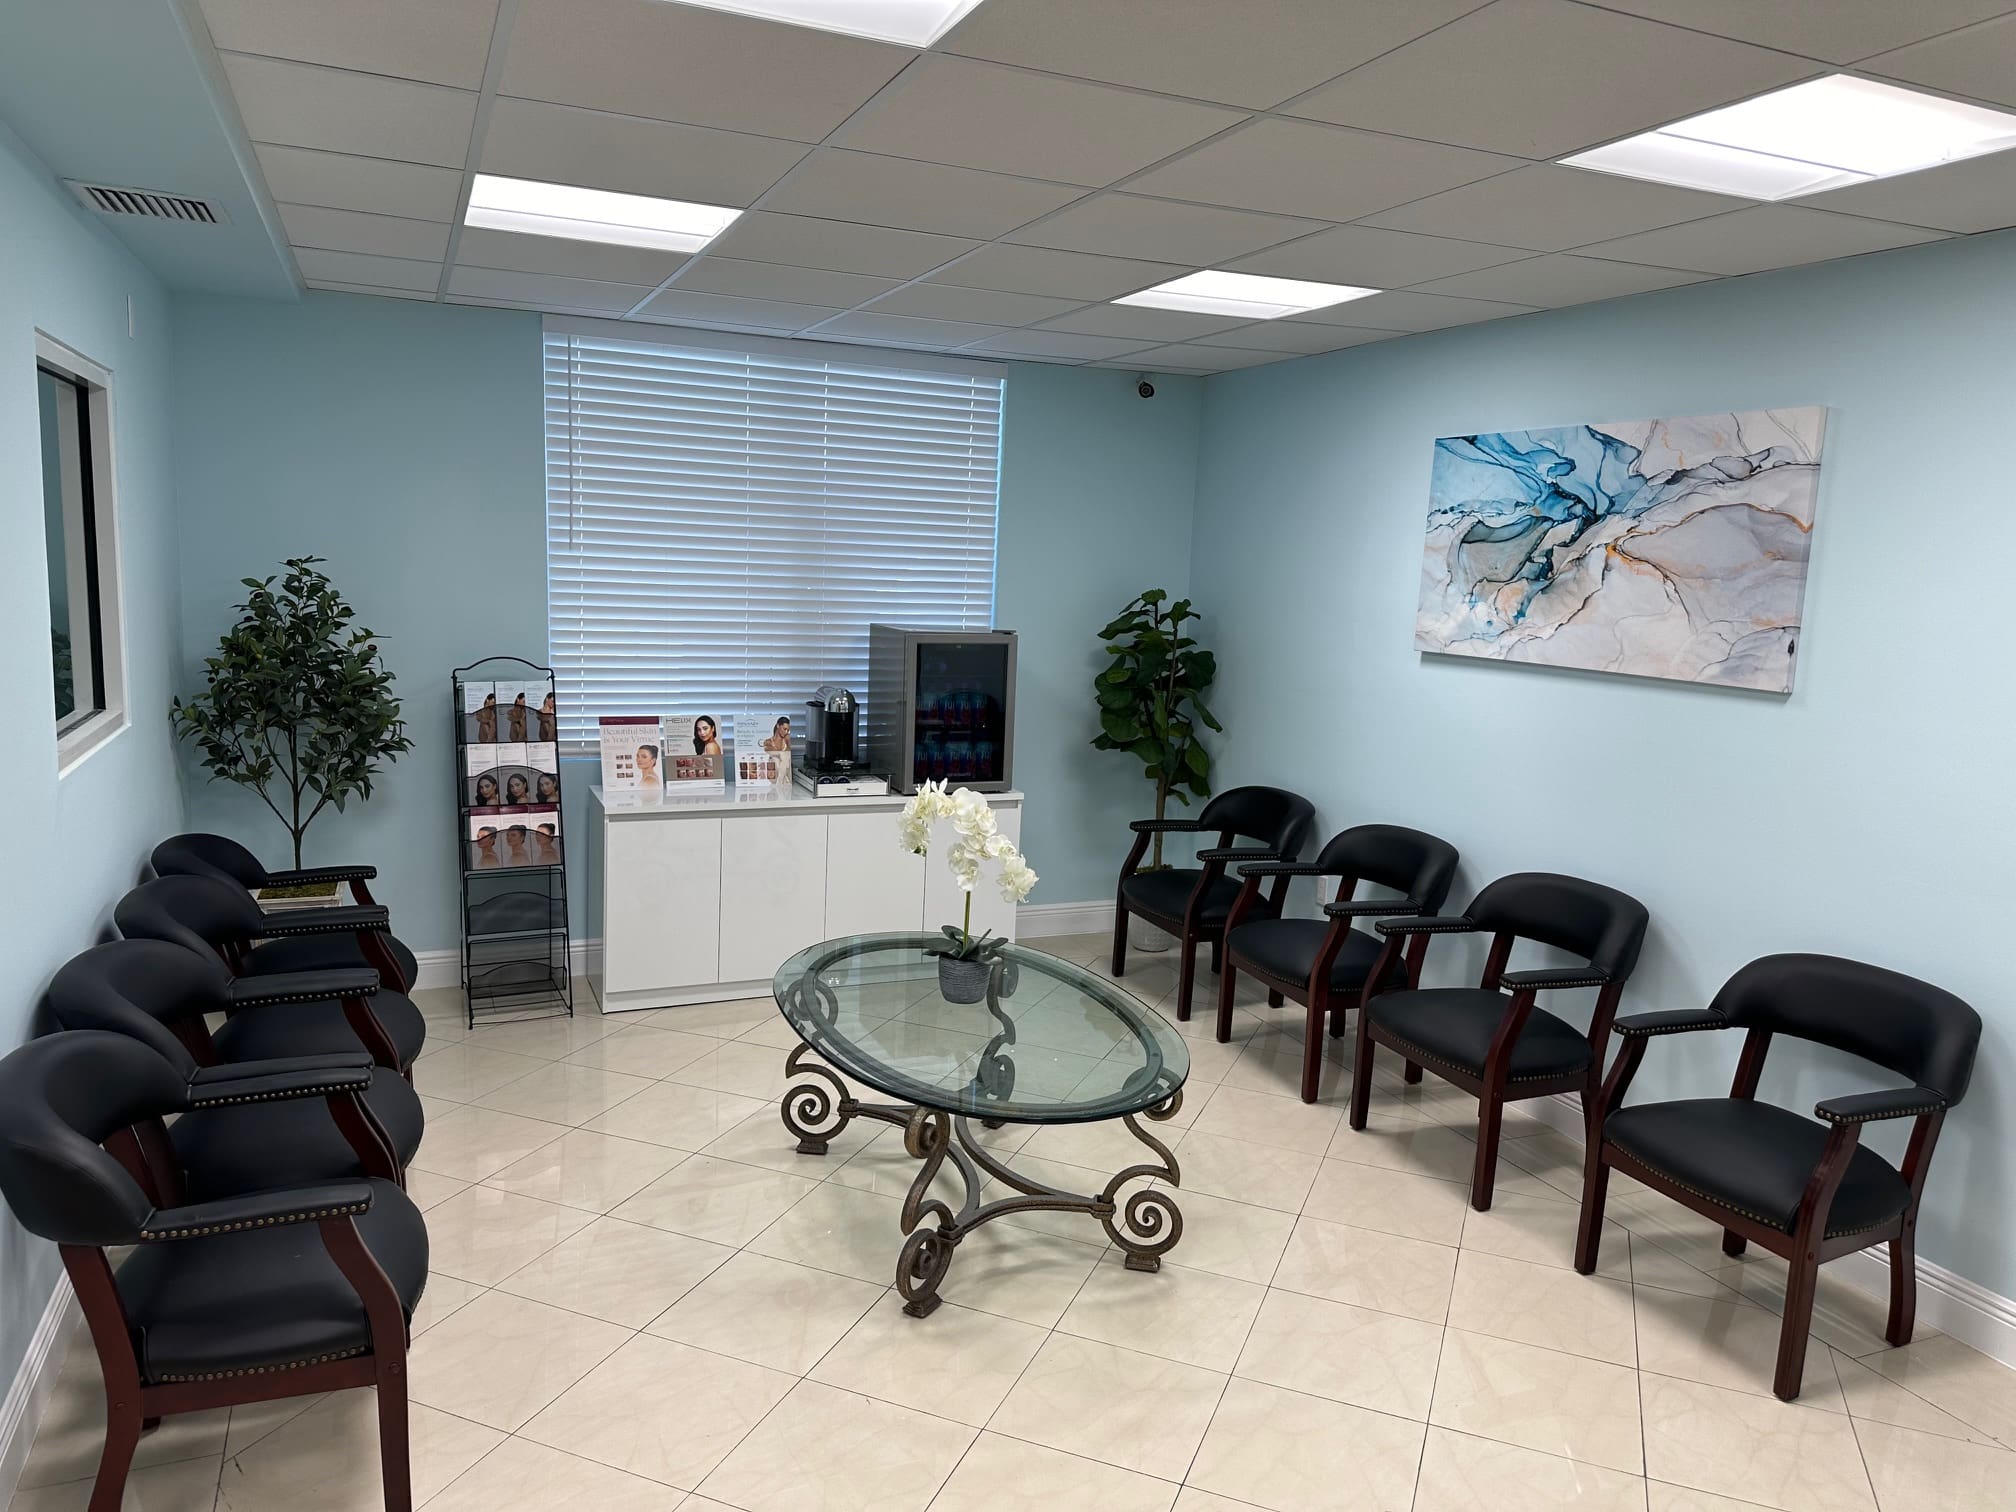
544, 324, 1004, 750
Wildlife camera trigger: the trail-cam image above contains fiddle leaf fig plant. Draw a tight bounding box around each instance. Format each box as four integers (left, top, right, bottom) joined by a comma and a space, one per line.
1091, 589, 1221, 869
171, 557, 414, 868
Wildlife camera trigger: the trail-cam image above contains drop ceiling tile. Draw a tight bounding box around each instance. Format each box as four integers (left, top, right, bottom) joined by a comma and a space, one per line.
924, 244, 1185, 300
1864, 13, 2016, 106
295, 248, 443, 292
1795, 152, 2016, 234
1005, 194, 1321, 264
1292, 288, 1538, 330
1573, 205, 1951, 275
454, 226, 689, 285
1288, 0, 1816, 158
446, 266, 653, 313
202, 0, 499, 88
939, 0, 1487, 108
1359, 164, 1746, 252
1036, 304, 1248, 342
863, 284, 1082, 325
255, 146, 463, 222
633, 289, 843, 330
1585, 0, 2015, 64
966, 330, 1151, 360
278, 204, 451, 261
1412, 253, 1712, 305
703, 213, 975, 278
1124, 343, 1290, 371
480, 97, 807, 206
1228, 224, 1530, 286
672, 258, 901, 307
830, 55, 1244, 187
1128, 118, 1521, 223
1188, 320, 1400, 354
499, 0, 911, 142
809, 312, 1011, 347
305, 281, 437, 302
221, 54, 477, 167
760, 150, 1082, 240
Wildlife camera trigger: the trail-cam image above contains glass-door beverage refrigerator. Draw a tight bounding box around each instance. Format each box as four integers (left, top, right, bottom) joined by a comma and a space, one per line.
867, 626, 1017, 794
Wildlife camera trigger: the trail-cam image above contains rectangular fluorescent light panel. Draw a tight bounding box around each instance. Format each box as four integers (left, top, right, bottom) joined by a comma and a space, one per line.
464, 175, 740, 253
1564, 75, 2016, 200
657, 0, 989, 46
1114, 270, 1378, 321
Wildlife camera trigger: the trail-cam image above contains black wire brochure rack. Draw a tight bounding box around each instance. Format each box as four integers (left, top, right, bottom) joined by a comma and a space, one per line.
452, 656, 573, 1026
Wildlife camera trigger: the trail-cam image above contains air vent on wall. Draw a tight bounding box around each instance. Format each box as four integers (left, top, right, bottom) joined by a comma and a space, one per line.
65, 180, 226, 224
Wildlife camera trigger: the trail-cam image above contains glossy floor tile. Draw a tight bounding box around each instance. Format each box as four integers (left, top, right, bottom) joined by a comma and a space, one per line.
14, 950, 2014, 1512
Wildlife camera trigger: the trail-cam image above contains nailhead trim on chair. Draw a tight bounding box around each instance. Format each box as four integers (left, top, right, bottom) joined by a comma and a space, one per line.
139, 1201, 371, 1242
1505, 976, 1609, 989
1380, 1031, 1586, 1086
1615, 1019, 1726, 1038
1817, 1103, 1944, 1125
1609, 1142, 1899, 1240
188, 1083, 372, 1108
1376, 921, 1473, 935
231, 987, 378, 1006
258, 921, 388, 937
156, 1345, 369, 1383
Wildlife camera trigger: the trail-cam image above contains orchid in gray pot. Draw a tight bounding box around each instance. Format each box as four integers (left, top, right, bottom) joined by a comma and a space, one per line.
900, 781, 1038, 1002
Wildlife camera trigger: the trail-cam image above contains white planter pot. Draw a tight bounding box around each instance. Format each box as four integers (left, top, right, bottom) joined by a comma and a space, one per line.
1133, 922, 1175, 953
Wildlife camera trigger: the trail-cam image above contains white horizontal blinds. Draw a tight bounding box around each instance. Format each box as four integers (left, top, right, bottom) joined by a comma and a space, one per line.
545, 329, 1003, 749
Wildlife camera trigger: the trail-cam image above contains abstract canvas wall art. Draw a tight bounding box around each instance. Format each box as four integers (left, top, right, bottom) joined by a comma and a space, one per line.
1415, 408, 1826, 693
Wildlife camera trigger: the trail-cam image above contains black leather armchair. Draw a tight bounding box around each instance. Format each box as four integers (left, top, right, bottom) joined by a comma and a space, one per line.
1218, 824, 1460, 1103
0, 1032, 425, 1512
1112, 785, 1316, 1023
1345, 871, 1650, 1210
48, 940, 423, 1195
1577, 953, 1982, 1402
115, 876, 426, 1076
151, 832, 418, 992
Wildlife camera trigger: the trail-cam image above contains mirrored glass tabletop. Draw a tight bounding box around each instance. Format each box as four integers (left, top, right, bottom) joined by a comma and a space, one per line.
772, 934, 1189, 1124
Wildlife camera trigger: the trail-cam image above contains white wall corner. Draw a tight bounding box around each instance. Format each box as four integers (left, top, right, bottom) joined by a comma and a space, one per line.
0, 1276, 76, 1505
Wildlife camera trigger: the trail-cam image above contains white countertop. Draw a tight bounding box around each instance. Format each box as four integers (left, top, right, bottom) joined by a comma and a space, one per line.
591, 783, 1023, 819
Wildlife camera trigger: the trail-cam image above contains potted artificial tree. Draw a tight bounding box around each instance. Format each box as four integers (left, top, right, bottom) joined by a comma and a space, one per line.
172, 557, 413, 875
1091, 590, 1221, 950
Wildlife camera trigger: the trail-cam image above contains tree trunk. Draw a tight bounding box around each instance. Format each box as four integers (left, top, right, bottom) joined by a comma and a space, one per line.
1151, 779, 1170, 869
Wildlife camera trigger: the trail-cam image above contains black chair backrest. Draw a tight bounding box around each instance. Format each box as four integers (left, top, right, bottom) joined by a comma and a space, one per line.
48, 941, 231, 1077
1711, 953, 1982, 1105
1197, 786, 1316, 858
1315, 825, 1461, 914
115, 874, 267, 956
1469, 871, 1650, 983
0, 1032, 177, 1246
153, 832, 269, 890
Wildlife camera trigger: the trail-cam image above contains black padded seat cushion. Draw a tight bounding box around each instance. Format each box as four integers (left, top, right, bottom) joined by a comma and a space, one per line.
247, 931, 420, 994
1366, 987, 1592, 1083
1229, 919, 1401, 993
115, 1177, 426, 1383
1606, 1099, 1912, 1239
1122, 869, 1277, 930
170, 1068, 424, 1202
212, 992, 426, 1070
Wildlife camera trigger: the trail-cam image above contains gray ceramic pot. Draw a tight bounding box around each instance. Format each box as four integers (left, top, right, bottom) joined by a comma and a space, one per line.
937, 953, 992, 1004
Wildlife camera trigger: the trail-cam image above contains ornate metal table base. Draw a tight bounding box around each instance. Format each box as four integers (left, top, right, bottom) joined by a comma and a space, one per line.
780, 1043, 1184, 1318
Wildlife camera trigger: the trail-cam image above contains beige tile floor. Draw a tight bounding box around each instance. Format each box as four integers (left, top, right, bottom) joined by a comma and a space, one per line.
12, 932, 2016, 1512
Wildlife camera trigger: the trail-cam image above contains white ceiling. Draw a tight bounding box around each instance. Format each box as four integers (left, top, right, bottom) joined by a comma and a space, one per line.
190, 0, 2016, 374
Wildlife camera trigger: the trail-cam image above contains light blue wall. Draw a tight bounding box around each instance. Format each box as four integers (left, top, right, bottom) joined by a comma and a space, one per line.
1190, 227, 2016, 1300
0, 123, 184, 1389
169, 293, 1202, 948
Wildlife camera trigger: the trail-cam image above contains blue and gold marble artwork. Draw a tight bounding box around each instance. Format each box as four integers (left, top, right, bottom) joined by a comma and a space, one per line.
1415, 408, 1826, 693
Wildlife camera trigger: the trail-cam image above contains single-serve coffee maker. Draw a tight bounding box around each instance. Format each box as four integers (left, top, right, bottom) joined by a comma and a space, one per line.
803, 685, 861, 774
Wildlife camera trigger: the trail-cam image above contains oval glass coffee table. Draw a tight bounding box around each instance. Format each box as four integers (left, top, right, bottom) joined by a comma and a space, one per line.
772, 934, 1190, 1318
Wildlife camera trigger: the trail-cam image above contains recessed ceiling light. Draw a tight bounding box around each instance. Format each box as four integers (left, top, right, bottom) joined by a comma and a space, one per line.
1114, 270, 1379, 321
464, 174, 740, 253
1563, 75, 2016, 201
658, 0, 989, 47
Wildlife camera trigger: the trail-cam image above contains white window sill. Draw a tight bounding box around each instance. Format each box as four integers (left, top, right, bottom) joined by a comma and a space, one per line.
57, 708, 128, 777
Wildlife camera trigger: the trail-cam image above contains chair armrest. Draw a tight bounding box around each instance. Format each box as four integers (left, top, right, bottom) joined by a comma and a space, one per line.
1238, 861, 1329, 879
138, 1181, 376, 1242
264, 863, 378, 887
1499, 968, 1613, 991
255, 904, 391, 937
1815, 1086, 1949, 1125
1129, 818, 1204, 835
187, 1052, 376, 1108
226, 969, 381, 1009
1198, 846, 1282, 864
1323, 899, 1421, 918
1375, 914, 1474, 937
1612, 1008, 1728, 1038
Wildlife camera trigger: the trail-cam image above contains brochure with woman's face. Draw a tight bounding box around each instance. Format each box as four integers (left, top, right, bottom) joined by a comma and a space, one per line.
599, 715, 665, 803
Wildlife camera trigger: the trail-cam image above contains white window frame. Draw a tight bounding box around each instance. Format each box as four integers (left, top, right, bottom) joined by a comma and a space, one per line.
37, 331, 127, 774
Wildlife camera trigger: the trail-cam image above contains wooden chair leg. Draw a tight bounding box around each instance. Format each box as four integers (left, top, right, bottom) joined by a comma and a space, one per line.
1470, 1095, 1505, 1211
1573, 1145, 1611, 1275
1348, 1011, 1375, 1130
376, 1352, 414, 1512
1774, 1253, 1821, 1401
1887, 1229, 1917, 1346
1328, 1002, 1349, 1038
1175, 934, 1198, 1022
1208, 939, 1222, 977
1214, 956, 1239, 1044
1110, 902, 1129, 976
88, 1388, 142, 1512
1299, 1000, 1325, 1104
1721, 1230, 1748, 1258
1403, 1060, 1423, 1084
1267, 989, 1284, 1007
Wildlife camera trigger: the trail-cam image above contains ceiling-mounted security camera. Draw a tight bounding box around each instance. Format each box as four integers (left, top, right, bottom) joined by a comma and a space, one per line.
1136, 375, 1156, 399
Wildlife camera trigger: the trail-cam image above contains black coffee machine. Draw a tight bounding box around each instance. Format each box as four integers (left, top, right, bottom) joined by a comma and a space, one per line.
803, 685, 861, 774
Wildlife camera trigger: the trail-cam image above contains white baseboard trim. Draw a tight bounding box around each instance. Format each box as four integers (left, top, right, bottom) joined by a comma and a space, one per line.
1522, 1092, 2016, 1368
0, 1277, 76, 1505
408, 941, 596, 993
